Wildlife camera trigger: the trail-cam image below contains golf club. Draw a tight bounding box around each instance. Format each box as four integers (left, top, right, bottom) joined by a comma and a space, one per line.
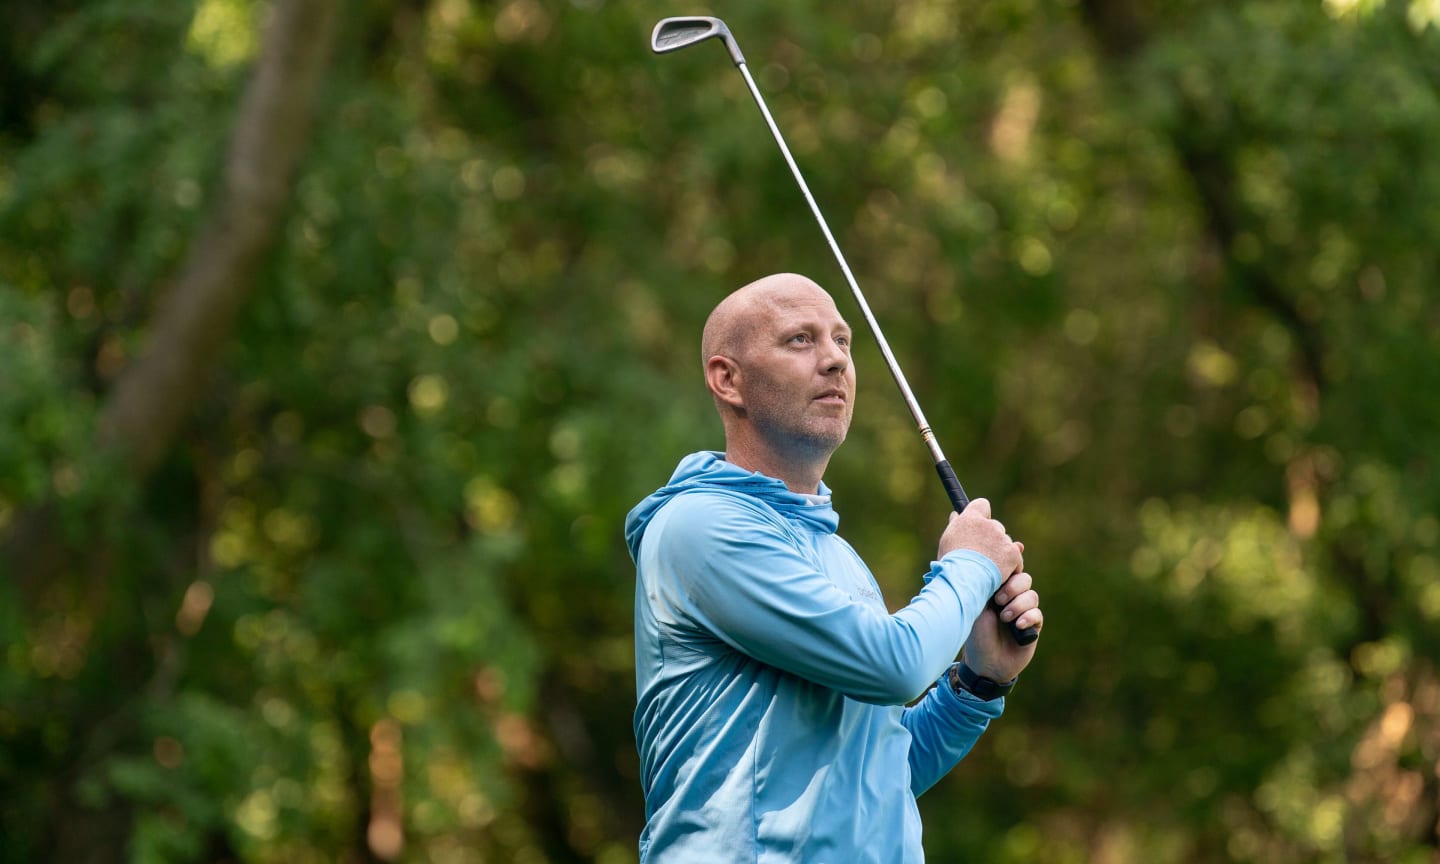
651, 16, 1039, 646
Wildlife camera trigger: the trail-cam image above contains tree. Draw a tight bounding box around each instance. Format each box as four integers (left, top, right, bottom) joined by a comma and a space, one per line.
1, 1, 1436, 861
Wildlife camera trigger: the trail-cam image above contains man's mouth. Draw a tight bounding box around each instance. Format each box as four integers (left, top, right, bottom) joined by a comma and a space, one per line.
813, 389, 847, 404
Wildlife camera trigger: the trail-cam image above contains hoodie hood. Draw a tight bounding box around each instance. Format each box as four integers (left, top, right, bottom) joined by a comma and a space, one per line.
625, 451, 839, 560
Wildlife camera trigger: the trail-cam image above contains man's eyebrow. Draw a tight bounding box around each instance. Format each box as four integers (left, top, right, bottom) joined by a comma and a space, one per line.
777, 315, 850, 336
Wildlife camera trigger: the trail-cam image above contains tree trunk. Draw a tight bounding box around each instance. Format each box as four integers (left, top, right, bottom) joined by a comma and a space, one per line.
1, 2, 343, 860
2, 0, 343, 602
99, 0, 343, 477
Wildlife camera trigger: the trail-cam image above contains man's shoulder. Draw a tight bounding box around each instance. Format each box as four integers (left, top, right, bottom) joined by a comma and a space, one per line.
643, 488, 807, 557
654, 486, 784, 528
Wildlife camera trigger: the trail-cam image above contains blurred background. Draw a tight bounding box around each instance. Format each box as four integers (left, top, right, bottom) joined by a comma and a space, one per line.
2, 0, 1438, 861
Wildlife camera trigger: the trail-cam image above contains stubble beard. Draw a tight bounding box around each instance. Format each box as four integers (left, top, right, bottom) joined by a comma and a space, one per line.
744, 379, 852, 464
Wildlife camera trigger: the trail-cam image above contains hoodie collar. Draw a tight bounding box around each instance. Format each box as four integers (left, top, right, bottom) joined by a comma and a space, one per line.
625, 451, 840, 558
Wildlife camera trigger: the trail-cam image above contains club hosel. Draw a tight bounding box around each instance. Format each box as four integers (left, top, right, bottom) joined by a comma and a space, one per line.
712, 19, 745, 66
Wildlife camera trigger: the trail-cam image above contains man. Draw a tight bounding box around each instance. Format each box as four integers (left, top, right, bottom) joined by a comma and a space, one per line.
624, 273, 1043, 862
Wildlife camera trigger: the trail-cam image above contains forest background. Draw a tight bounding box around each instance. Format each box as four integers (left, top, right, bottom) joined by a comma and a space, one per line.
2, 0, 1438, 862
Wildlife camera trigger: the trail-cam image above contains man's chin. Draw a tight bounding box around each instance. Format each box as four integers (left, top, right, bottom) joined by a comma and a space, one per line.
788, 426, 849, 459
752, 414, 850, 462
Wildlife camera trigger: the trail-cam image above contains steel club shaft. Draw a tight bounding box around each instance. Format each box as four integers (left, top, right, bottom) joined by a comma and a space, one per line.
651, 17, 1039, 646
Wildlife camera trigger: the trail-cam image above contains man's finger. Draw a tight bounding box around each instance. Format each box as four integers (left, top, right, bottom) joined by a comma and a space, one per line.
992, 571, 1033, 606
998, 589, 1040, 622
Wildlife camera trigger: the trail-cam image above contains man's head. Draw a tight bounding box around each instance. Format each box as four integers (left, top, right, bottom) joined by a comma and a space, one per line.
702, 273, 856, 487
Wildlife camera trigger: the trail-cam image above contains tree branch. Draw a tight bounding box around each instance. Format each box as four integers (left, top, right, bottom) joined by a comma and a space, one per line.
98, 0, 343, 477
3, 0, 342, 597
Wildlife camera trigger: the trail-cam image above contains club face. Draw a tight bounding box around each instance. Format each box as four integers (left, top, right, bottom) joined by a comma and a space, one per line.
651, 17, 727, 54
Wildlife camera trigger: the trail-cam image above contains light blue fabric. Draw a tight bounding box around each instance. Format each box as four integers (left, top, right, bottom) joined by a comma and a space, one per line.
625, 451, 1007, 863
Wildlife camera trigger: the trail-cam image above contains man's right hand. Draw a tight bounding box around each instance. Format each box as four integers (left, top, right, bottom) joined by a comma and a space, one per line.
937, 498, 1023, 576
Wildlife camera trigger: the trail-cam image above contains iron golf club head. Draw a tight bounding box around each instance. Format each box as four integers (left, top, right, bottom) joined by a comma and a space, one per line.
651, 16, 746, 66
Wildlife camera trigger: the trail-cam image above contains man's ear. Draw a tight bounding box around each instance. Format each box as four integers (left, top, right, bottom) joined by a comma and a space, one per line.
705, 355, 745, 411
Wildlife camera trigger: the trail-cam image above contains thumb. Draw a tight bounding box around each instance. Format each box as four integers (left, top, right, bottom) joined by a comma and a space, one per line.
966, 497, 992, 519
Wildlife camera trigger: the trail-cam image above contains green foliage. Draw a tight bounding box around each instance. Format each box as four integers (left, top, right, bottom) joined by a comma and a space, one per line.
2, 0, 1439, 862
0, 293, 96, 510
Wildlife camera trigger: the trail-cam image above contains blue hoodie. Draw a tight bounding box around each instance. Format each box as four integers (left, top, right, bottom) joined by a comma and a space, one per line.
625, 451, 1007, 863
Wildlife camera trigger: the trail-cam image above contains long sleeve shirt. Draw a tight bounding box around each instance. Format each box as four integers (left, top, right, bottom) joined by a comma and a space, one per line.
624, 451, 1007, 863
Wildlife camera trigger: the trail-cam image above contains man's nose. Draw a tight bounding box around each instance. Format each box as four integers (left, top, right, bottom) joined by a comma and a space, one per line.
819, 339, 849, 374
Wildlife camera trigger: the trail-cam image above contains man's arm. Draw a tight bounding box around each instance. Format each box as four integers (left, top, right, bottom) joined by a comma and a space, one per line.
642, 492, 1005, 704
902, 564, 1044, 794
901, 668, 1006, 796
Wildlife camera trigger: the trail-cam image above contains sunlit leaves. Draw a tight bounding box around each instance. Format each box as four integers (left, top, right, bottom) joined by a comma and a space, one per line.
187, 0, 257, 69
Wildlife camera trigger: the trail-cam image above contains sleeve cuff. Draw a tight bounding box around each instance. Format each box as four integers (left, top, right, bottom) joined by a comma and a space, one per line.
931, 549, 1004, 590
934, 667, 1005, 719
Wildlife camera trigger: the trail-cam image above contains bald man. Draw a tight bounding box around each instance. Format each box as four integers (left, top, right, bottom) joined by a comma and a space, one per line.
624, 273, 1042, 863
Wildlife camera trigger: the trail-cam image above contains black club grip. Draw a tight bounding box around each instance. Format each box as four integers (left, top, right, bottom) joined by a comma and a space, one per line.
936, 460, 1039, 647
935, 458, 970, 513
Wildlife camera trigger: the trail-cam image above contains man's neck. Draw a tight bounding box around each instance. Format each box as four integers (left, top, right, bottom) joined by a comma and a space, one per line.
721, 442, 830, 495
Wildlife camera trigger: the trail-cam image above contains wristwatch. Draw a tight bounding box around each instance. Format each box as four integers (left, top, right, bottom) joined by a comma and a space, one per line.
949, 662, 1016, 701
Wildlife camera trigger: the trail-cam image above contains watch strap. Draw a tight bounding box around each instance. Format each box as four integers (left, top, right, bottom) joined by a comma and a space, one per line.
949, 662, 1016, 701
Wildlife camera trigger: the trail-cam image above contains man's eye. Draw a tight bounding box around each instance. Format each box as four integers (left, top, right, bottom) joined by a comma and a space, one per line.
791, 334, 811, 344
836, 336, 850, 348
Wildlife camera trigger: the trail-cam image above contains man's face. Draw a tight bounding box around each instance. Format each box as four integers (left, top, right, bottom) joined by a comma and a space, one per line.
735, 289, 856, 460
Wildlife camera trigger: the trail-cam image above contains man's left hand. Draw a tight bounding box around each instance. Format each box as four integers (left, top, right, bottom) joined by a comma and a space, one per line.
963, 570, 1042, 682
